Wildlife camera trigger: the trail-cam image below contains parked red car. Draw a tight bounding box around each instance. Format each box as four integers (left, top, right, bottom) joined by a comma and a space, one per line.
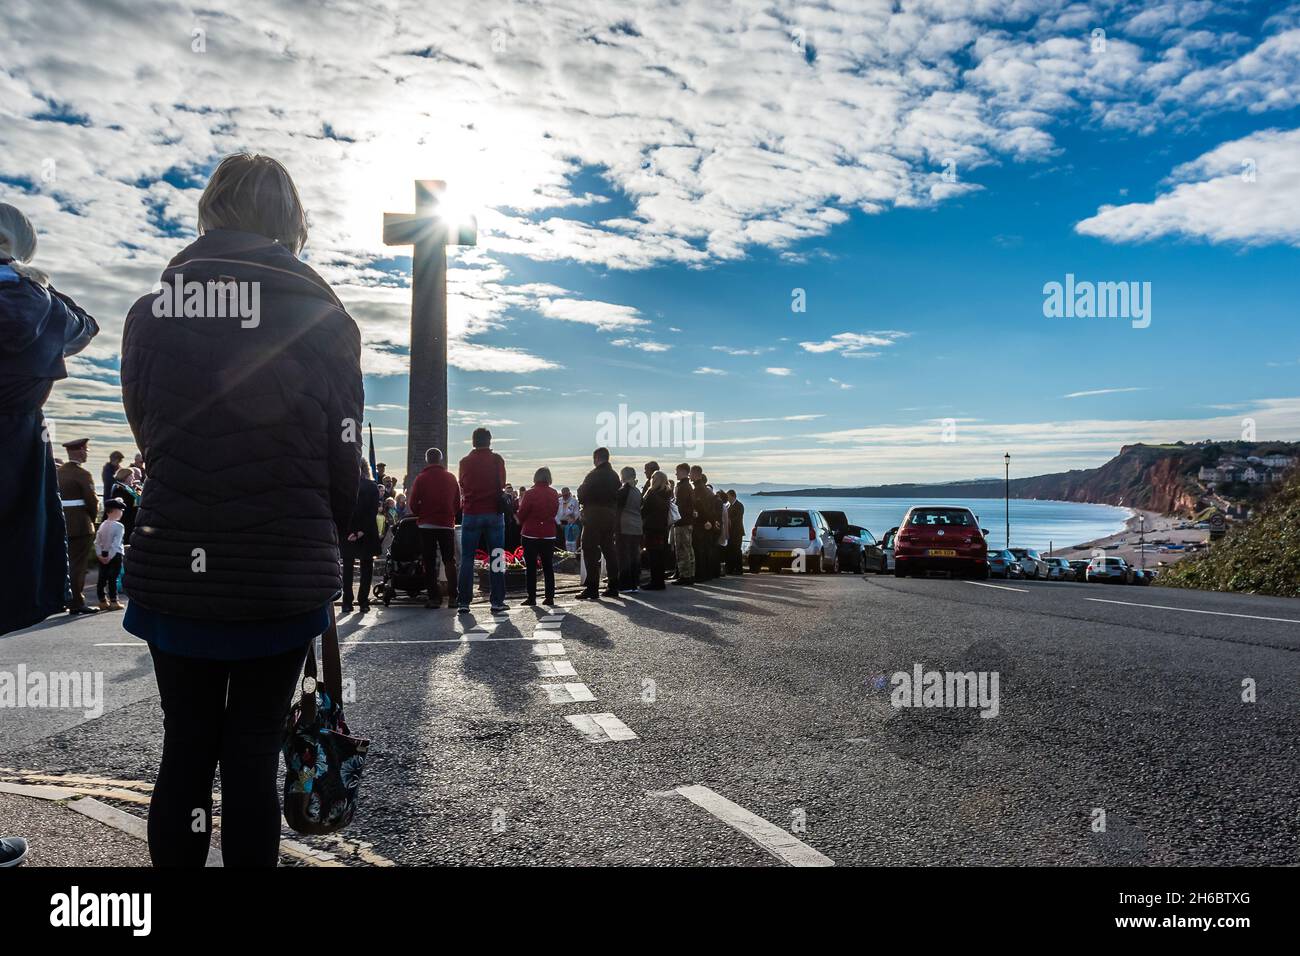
893, 505, 989, 579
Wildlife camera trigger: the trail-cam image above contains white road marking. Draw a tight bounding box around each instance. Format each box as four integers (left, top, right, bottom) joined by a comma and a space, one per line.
565, 712, 638, 742
962, 581, 1028, 593
673, 785, 834, 867
337, 638, 538, 645
1085, 597, 1300, 625
540, 615, 566, 623
531, 642, 567, 656
100, 633, 556, 648
534, 621, 563, 631
534, 660, 578, 677
542, 683, 596, 704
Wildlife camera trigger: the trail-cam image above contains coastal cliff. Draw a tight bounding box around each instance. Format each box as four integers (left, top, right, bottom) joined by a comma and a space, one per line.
758, 441, 1299, 517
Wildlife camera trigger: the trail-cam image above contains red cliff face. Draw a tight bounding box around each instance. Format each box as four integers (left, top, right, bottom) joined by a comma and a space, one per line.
1013, 446, 1203, 515
1140, 456, 1201, 514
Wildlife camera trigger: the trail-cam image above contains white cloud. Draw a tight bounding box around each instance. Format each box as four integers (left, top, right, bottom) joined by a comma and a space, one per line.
536, 298, 647, 331
799, 331, 909, 356
1076, 127, 1300, 246
693, 366, 727, 375
610, 338, 672, 352
765, 367, 793, 376
1063, 386, 1148, 398
715, 414, 824, 423
448, 341, 560, 373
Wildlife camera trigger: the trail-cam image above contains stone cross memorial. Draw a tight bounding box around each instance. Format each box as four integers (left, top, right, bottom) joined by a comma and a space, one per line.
383, 180, 476, 486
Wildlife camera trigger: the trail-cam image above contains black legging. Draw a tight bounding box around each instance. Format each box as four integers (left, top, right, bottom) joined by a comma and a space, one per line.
148, 643, 308, 867
522, 535, 555, 601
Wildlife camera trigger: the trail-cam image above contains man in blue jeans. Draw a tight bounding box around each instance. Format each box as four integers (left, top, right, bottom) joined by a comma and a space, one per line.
457, 427, 509, 614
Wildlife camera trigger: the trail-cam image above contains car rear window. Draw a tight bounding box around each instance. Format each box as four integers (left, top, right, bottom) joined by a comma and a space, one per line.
756, 510, 811, 528
906, 508, 977, 527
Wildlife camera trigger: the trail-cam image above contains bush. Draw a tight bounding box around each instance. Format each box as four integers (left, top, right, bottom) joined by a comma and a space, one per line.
1157, 472, 1300, 598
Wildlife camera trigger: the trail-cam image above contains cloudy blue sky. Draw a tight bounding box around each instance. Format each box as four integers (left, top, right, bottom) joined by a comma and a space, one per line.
3, 0, 1299, 488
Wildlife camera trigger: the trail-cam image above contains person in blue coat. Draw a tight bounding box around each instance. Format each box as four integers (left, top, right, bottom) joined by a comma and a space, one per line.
0, 203, 99, 637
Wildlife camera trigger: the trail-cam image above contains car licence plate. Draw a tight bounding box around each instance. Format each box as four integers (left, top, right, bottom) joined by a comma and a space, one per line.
768, 550, 793, 558
928, 548, 957, 557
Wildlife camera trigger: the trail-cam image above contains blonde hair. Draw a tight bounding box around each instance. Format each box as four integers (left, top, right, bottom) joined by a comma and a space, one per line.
0, 203, 49, 285
534, 467, 552, 485
650, 470, 669, 490
197, 153, 308, 254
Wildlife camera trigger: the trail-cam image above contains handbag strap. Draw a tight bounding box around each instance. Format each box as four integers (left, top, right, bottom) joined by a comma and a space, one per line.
300, 602, 343, 723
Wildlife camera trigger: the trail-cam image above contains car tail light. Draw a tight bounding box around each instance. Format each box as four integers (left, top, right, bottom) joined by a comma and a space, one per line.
808, 526, 816, 541
751, 526, 757, 540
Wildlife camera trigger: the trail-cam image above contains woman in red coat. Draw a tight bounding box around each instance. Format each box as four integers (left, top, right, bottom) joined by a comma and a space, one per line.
515, 467, 561, 606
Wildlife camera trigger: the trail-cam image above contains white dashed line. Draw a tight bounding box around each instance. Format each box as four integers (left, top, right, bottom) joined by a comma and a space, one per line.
335, 637, 536, 645
1085, 597, 1300, 624
531, 642, 567, 656
534, 660, 578, 677
962, 581, 1028, 593
541, 683, 596, 704
673, 785, 834, 867
565, 712, 639, 742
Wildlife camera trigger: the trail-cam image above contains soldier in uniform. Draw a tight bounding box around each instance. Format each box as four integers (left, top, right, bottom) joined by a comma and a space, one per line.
58, 438, 100, 615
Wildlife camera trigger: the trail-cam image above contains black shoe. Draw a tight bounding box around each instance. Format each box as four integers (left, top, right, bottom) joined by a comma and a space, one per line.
68, 605, 99, 615
575, 590, 599, 600
671, 577, 694, 586
602, 589, 619, 598
359, 602, 370, 613
0, 837, 28, 867
341, 603, 354, 614
542, 597, 557, 606
521, 597, 537, 606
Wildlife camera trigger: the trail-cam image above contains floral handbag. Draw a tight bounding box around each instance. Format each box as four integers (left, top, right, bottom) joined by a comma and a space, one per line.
282, 604, 369, 834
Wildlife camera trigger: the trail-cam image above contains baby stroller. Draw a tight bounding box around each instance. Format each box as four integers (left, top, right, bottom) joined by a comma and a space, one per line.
374, 515, 426, 606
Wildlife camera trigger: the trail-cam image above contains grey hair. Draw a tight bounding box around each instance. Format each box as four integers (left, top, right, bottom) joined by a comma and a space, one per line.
0, 203, 48, 285
620, 466, 637, 483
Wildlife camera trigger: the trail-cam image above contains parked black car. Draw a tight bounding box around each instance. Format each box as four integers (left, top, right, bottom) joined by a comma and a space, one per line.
837, 524, 887, 574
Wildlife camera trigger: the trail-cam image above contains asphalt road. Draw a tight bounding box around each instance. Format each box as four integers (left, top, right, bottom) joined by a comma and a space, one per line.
3, 571, 1298, 866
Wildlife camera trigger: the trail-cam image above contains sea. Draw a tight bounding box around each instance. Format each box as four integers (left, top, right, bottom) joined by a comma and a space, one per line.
734, 495, 1133, 553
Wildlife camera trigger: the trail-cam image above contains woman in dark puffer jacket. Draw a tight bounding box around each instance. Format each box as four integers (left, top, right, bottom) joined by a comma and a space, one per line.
120, 153, 363, 867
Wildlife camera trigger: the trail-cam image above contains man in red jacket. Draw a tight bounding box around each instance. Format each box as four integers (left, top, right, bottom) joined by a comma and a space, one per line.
408, 447, 460, 609
457, 427, 509, 613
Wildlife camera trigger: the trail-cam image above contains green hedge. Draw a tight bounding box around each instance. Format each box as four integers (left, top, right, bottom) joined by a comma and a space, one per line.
1157, 472, 1300, 598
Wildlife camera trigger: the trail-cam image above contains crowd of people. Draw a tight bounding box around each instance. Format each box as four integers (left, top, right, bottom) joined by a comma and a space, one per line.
0, 152, 752, 870
382, 435, 750, 610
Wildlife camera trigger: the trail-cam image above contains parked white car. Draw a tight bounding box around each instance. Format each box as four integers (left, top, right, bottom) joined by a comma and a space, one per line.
748, 508, 839, 573
1009, 547, 1049, 579
1087, 556, 1134, 584
880, 526, 898, 573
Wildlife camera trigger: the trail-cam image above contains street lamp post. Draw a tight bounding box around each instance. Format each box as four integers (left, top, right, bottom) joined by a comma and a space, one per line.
1139, 513, 1145, 570
1004, 452, 1011, 549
